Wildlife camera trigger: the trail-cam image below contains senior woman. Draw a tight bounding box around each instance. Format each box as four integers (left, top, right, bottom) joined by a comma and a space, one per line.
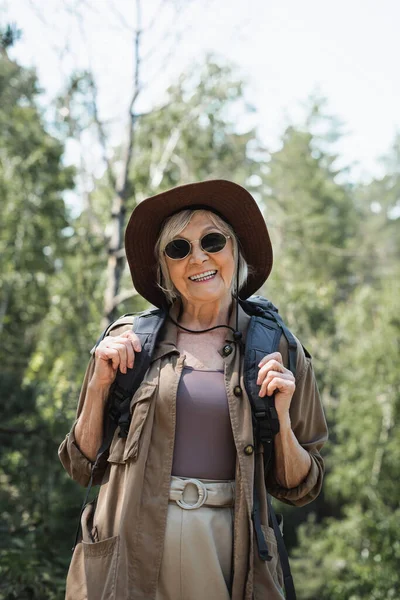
59, 180, 328, 600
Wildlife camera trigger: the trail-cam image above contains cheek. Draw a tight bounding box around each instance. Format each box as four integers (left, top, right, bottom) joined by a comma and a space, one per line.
224, 268, 235, 288
220, 255, 235, 283
166, 261, 187, 290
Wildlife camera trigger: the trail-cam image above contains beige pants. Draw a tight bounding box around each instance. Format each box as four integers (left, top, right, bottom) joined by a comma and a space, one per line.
156, 476, 235, 600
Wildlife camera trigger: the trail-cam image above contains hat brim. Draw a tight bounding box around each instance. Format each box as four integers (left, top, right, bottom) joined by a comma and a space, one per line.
125, 180, 273, 308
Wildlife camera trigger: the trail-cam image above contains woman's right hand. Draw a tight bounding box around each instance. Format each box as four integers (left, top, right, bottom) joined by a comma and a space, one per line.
91, 330, 142, 389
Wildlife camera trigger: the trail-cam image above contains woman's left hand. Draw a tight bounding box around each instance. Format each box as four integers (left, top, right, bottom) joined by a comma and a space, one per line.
256, 352, 296, 418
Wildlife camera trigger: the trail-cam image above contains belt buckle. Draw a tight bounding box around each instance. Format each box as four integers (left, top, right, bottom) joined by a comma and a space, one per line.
176, 478, 208, 510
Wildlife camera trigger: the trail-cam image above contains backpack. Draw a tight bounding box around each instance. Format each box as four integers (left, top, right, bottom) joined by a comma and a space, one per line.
77, 296, 298, 599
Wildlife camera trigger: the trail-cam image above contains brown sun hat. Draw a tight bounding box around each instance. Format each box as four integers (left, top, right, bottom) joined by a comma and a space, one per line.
125, 179, 273, 308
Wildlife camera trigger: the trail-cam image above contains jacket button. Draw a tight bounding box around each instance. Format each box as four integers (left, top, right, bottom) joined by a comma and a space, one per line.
222, 344, 233, 357
234, 386, 242, 397
244, 444, 254, 456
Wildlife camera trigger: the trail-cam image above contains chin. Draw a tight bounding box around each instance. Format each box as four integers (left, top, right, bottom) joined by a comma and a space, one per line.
188, 287, 231, 303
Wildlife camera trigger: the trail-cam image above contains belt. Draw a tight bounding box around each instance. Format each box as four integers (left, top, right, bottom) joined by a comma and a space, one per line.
169, 477, 235, 510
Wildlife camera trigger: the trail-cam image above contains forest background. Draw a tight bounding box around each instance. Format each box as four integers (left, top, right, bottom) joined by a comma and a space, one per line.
0, 1, 399, 599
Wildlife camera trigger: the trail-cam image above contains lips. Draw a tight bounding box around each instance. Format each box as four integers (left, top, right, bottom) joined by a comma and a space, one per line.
188, 270, 217, 282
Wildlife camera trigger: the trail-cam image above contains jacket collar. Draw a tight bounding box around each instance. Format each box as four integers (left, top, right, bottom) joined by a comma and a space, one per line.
152, 297, 251, 363
151, 302, 180, 363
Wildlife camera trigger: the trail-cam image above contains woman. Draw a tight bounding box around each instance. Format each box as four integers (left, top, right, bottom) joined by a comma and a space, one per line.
59, 180, 328, 600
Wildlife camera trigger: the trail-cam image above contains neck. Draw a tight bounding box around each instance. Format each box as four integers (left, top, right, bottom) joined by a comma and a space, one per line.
178, 294, 233, 331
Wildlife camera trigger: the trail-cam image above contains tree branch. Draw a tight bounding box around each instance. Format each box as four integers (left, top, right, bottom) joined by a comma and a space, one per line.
171, 152, 191, 181
102, 0, 143, 328
134, 101, 171, 119
117, 0, 142, 195
144, 0, 168, 33
78, 145, 108, 241
88, 76, 117, 191
112, 288, 139, 310
148, 98, 215, 191
140, 0, 196, 72
109, 0, 134, 32
371, 393, 394, 487
149, 127, 181, 189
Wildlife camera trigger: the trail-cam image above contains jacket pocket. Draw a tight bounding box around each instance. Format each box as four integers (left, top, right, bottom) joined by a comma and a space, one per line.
65, 542, 87, 600
263, 525, 284, 590
253, 525, 285, 598
83, 535, 119, 600
107, 382, 156, 464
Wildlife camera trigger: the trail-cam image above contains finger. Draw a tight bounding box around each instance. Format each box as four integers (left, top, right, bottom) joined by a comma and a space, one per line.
95, 347, 120, 371
258, 370, 284, 397
122, 340, 134, 370
102, 341, 129, 373
117, 337, 135, 369
117, 334, 141, 368
266, 377, 295, 397
258, 352, 283, 368
257, 359, 285, 385
101, 334, 139, 371
113, 342, 130, 374
120, 331, 142, 353
259, 371, 294, 397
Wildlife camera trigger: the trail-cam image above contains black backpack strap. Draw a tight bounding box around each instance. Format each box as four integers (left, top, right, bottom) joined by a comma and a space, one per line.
270, 311, 298, 377
244, 315, 282, 563
240, 294, 279, 315
72, 308, 166, 551
108, 308, 167, 438
252, 479, 272, 562
268, 495, 297, 600
242, 298, 298, 598
240, 296, 297, 377
243, 315, 282, 471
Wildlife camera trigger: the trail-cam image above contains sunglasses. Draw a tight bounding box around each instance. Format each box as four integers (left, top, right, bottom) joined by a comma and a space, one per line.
164, 232, 231, 260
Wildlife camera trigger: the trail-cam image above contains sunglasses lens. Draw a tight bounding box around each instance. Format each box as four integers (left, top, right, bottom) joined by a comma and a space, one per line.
165, 239, 191, 259
164, 232, 227, 259
201, 232, 227, 253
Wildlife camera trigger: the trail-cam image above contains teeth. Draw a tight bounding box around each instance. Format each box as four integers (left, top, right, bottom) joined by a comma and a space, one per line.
189, 270, 217, 281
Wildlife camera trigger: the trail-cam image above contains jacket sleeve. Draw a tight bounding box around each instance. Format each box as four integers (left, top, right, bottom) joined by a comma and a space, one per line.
58, 356, 99, 487
58, 320, 134, 487
265, 337, 329, 506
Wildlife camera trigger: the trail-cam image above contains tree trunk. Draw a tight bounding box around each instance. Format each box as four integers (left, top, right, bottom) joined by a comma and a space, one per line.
101, 0, 142, 330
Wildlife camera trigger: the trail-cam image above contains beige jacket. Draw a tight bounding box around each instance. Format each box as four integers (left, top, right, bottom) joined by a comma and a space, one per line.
59, 302, 328, 600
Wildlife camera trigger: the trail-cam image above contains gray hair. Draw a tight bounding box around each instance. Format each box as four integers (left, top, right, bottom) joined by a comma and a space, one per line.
154, 209, 250, 304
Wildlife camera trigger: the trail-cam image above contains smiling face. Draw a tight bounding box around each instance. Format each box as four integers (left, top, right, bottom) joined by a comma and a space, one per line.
164, 211, 236, 307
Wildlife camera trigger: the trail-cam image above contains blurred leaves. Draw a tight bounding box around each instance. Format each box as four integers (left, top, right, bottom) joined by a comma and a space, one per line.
1, 34, 399, 600
0, 24, 22, 51
262, 100, 400, 599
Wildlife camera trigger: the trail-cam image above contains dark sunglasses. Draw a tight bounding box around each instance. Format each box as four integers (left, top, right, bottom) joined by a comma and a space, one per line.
164, 232, 231, 260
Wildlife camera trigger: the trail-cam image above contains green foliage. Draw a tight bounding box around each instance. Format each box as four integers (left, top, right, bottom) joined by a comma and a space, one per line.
0, 54, 76, 599
0, 24, 22, 51
293, 503, 400, 600
0, 53, 267, 598
292, 280, 400, 598
1, 44, 399, 600
0, 55, 74, 371
258, 100, 400, 599
327, 281, 399, 502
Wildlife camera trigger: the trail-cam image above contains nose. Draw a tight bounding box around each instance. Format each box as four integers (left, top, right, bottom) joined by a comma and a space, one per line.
188, 240, 208, 264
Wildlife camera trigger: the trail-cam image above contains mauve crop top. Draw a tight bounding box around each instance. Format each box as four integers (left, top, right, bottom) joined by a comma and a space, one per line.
171, 366, 236, 480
